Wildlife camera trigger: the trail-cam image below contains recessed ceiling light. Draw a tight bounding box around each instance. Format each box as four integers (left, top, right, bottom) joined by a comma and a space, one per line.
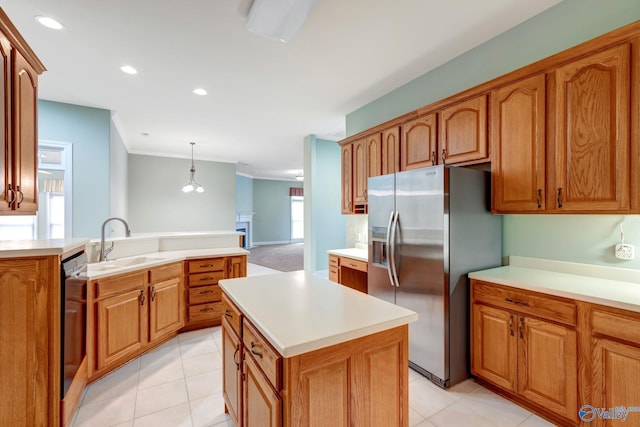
35, 16, 64, 30
120, 65, 138, 75
193, 88, 207, 96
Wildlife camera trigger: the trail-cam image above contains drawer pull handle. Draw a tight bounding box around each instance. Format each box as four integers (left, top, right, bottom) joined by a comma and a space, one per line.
505, 297, 529, 307
200, 264, 215, 268
233, 347, 241, 368
200, 307, 214, 313
557, 187, 563, 208
199, 290, 214, 295
139, 289, 145, 306
509, 315, 514, 337
519, 317, 525, 340
250, 342, 263, 358
151, 286, 157, 302
536, 189, 542, 209
224, 309, 233, 318
199, 276, 215, 281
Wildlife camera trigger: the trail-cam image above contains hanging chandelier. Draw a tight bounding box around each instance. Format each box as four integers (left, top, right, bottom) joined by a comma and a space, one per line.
182, 142, 204, 193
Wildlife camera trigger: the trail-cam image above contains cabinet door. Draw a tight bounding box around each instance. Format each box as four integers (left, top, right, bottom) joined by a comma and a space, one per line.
491, 75, 546, 212
471, 304, 517, 392
592, 338, 640, 426
149, 278, 183, 342
0, 258, 52, 426
381, 126, 400, 175
366, 133, 382, 178
439, 95, 488, 164
518, 317, 577, 422
228, 256, 246, 278
550, 44, 631, 212
401, 113, 437, 170
11, 49, 38, 215
0, 38, 10, 213
96, 288, 147, 370
243, 350, 282, 427
341, 143, 352, 214
222, 319, 243, 427
353, 138, 367, 205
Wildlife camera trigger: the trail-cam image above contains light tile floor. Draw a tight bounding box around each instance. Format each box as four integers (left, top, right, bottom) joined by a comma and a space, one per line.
71, 264, 555, 427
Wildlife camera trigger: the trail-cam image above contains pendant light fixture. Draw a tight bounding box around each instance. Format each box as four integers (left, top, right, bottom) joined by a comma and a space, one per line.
182, 142, 204, 193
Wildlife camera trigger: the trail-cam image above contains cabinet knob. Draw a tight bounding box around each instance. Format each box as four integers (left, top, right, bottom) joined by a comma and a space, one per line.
224, 309, 233, 318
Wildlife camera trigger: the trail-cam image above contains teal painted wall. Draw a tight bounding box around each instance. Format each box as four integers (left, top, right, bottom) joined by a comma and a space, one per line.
253, 179, 303, 244
304, 136, 345, 272
345, 0, 640, 269
236, 175, 254, 214
38, 100, 110, 238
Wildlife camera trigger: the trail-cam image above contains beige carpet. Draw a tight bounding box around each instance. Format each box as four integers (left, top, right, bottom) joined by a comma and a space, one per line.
247, 243, 303, 272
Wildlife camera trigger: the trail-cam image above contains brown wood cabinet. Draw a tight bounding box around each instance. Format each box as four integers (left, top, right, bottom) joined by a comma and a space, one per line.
381, 126, 400, 175
491, 74, 546, 212
0, 255, 59, 426
90, 262, 184, 377
401, 113, 437, 170
438, 95, 488, 165
353, 138, 367, 206
222, 293, 409, 427
341, 143, 353, 214
184, 255, 247, 330
327, 253, 367, 293
0, 9, 45, 215
471, 280, 578, 424
549, 44, 631, 212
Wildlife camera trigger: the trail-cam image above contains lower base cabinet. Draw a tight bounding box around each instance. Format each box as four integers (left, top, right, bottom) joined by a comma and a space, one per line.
222, 293, 409, 427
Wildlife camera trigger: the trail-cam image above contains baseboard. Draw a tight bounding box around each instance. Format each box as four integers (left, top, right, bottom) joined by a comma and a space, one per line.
252, 241, 292, 246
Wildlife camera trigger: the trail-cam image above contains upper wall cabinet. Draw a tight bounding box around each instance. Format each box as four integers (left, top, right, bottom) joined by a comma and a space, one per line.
366, 133, 382, 179
401, 113, 437, 170
0, 9, 46, 216
381, 126, 400, 175
341, 143, 353, 214
438, 95, 489, 165
548, 44, 631, 212
491, 75, 547, 213
353, 138, 367, 206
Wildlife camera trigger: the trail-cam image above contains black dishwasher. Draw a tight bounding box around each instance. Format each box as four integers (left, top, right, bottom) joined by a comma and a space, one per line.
60, 251, 88, 398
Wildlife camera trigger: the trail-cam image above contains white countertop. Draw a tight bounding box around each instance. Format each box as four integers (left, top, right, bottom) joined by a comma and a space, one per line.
0, 238, 89, 258
469, 256, 640, 313
327, 245, 368, 262
85, 247, 249, 279
219, 271, 417, 357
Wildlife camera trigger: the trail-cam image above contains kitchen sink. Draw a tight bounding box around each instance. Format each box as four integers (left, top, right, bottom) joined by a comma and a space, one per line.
88, 256, 165, 273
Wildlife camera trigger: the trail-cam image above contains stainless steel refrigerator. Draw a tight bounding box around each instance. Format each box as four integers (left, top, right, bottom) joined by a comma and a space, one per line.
368, 165, 501, 388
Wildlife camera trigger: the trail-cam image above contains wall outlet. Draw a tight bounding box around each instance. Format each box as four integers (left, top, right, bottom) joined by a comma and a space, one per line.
615, 243, 635, 260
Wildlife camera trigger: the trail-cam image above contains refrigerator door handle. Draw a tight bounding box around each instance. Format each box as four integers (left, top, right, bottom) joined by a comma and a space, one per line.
385, 211, 396, 287
389, 211, 400, 287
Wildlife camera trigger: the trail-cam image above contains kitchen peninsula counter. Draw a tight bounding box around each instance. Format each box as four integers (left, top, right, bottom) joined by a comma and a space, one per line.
219, 271, 417, 426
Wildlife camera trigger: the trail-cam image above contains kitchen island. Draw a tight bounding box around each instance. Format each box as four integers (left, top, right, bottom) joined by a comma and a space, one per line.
219, 271, 417, 427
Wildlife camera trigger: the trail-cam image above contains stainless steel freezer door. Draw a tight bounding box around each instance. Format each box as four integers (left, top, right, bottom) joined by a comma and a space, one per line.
394, 166, 447, 381
367, 173, 395, 305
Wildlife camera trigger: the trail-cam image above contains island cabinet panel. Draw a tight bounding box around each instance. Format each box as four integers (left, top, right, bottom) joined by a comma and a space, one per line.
490, 74, 546, 213
548, 43, 631, 212
223, 317, 243, 427
471, 280, 578, 425
438, 94, 488, 165
244, 352, 283, 427
401, 113, 437, 170
183, 256, 246, 330
0, 256, 58, 427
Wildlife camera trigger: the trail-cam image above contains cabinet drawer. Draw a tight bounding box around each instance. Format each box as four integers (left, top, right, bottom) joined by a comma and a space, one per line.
188, 258, 226, 273
329, 267, 339, 282
340, 257, 367, 272
149, 262, 182, 284
329, 255, 339, 268
188, 301, 223, 323
472, 280, 576, 326
592, 308, 640, 344
222, 293, 243, 337
243, 319, 282, 390
189, 285, 222, 305
188, 270, 226, 287
93, 271, 146, 299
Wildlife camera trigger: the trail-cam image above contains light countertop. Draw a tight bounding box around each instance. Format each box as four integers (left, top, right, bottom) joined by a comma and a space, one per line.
469, 256, 640, 313
327, 244, 368, 262
0, 238, 89, 258
86, 247, 249, 279
219, 270, 417, 357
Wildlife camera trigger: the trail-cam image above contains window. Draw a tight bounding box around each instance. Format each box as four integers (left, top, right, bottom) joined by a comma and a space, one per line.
291, 196, 304, 241
0, 215, 37, 240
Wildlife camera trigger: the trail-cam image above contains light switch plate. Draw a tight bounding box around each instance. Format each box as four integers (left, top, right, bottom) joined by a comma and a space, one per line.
615, 243, 635, 260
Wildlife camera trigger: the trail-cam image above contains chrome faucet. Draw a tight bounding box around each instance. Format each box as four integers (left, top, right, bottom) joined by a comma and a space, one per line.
100, 217, 132, 262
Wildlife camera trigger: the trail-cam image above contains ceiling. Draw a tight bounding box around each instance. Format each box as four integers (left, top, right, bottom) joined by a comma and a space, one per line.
5, 0, 562, 181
